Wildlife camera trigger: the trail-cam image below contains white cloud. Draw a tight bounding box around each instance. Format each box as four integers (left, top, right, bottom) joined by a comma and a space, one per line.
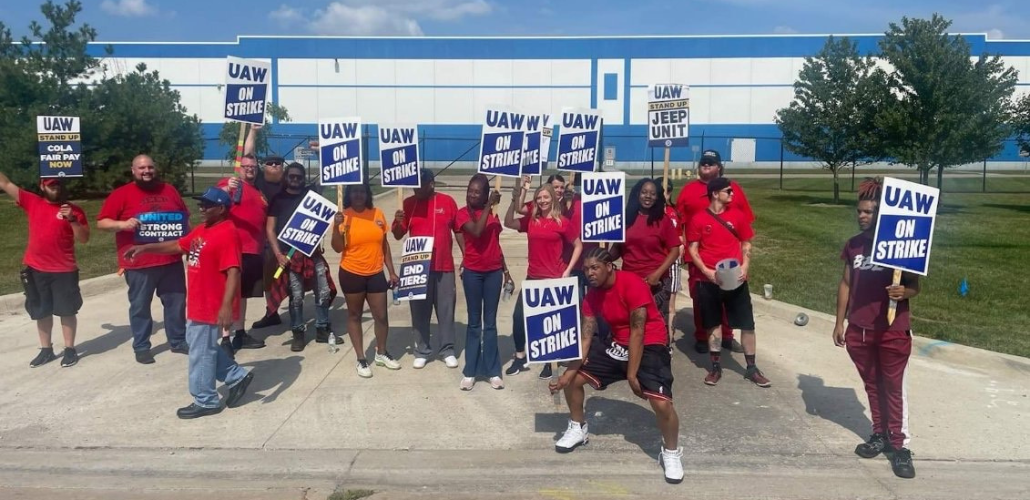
773, 25, 798, 34
272, 1, 493, 36
986, 28, 1004, 39
100, 0, 157, 17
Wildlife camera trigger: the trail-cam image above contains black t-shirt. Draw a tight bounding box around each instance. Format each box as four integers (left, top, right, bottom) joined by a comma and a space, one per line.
255, 174, 283, 204
268, 189, 306, 252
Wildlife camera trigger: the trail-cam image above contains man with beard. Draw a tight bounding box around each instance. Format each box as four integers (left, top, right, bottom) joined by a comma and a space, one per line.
97, 155, 190, 364
675, 150, 754, 355
265, 163, 337, 352
0, 173, 89, 368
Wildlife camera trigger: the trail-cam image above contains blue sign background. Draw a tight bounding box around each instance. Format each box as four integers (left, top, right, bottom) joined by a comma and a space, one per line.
224, 83, 268, 124
381, 144, 420, 187
521, 130, 542, 176
526, 304, 581, 363
872, 214, 933, 275
320, 138, 362, 185
280, 214, 330, 257
134, 211, 189, 244
581, 197, 624, 242
479, 131, 524, 177
38, 140, 83, 178
556, 131, 599, 172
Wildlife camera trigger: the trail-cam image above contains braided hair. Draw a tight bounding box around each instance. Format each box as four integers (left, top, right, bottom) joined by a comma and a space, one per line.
858, 177, 882, 202
584, 246, 615, 266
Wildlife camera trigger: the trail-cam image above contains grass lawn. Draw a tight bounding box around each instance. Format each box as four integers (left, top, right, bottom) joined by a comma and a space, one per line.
741, 178, 1030, 359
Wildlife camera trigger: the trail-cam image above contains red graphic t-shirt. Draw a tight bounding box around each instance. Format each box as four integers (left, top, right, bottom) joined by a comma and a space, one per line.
395, 193, 458, 272
583, 270, 668, 346
520, 215, 577, 279
177, 220, 242, 325
676, 179, 753, 279
97, 182, 189, 270
686, 208, 754, 270
840, 233, 912, 332
455, 206, 503, 273
216, 178, 267, 255
18, 190, 87, 273
621, 214, 681, 278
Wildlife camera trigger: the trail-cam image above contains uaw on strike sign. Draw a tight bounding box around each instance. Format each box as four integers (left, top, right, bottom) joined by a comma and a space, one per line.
37, 116, 83, 178
556, 108, 602, 172
320, 117, 363, 185
520, 114, 550, 176
869, 177, 939, 275
524, 277, 582, 364
580, 172, 625, 243
277, 191, 338, 257
478, 107, 526, 178
647, 84, 690, 147
223, 56, 270, 124
378, 125, 420, 187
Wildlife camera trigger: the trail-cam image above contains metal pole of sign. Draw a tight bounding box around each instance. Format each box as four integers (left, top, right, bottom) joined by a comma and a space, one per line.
650, 147, 655, 178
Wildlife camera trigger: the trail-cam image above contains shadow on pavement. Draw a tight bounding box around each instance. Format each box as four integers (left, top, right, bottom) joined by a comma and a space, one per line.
77, 322, 168, 359
534, 396, 663, 458
797, 373, 871, 440
234, 355, 304, 405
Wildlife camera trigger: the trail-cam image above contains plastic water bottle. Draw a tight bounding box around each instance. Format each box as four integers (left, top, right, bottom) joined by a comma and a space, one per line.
327, 332, 339, 353
502, 280, 515, 302
392, 288, 401, 306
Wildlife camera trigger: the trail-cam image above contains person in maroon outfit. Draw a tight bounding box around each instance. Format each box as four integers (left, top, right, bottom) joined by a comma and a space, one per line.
833, 178, 919, 480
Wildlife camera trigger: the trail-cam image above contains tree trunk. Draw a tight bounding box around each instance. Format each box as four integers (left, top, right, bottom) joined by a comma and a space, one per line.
936, 165, 944, 189
832, 166, 840, 204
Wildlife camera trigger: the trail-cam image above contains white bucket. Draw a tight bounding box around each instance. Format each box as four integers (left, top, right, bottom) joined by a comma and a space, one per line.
715, 258, 743, 291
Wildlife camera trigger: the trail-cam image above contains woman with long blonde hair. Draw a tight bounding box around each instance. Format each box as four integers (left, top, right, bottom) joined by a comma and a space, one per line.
503, 178, 582, 375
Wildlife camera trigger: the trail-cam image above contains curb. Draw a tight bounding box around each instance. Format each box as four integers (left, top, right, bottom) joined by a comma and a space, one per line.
0, 272, 126, 318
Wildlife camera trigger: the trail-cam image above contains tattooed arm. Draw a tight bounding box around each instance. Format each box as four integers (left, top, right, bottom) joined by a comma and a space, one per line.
626, 307, 647, 398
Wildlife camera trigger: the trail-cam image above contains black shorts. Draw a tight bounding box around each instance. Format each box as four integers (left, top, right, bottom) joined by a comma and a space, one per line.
577, 340, 674, 401
338, 268, 388, 295
696, 281, 755, 331
262, 247, 278, 291
21, 267, 83, 320
241, 253, 264, 298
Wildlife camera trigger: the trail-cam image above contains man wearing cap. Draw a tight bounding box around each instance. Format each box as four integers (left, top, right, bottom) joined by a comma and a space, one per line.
0, 172, 89, 368
125, 187, 254, 419
97, 155, 190, 364
686, 177, 770, 388
675, 149, 754, 355
391, 168, 463, 369
242, 124, 289, 329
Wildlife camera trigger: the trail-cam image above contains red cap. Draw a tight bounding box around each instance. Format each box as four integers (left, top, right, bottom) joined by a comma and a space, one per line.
40, 178, 61, 187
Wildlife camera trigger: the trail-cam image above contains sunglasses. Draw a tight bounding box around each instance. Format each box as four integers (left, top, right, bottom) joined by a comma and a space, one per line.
286, 174, 305, 180
264, 162, 283, 167
198, 203, 220, 210
722, 188, 734, 195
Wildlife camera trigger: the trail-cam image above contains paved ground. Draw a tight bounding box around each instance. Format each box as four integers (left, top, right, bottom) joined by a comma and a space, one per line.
0, 187, 1027, 499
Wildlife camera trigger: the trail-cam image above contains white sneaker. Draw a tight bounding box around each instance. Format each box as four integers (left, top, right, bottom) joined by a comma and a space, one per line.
356, 360, 373, 378
413, 357, 427, 369
660, 447, 684, 484
443, 355, 458, 368
489, 376, 504, 390
460, 377, 475, 391
375, 352, 401, 370
555, 420, 588, 453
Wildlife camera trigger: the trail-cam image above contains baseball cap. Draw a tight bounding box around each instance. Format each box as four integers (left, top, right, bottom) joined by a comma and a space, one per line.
699, 150, 722, 166
420, 168, 435, 183
706, 177, 732, 197
192, 187, 232, 207
262, 155, 285, 165
40, 178, 61, 186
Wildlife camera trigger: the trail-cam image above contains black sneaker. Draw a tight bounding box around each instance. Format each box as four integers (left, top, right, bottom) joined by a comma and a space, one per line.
890, 447, 916, 479
170, 344, 189, 355
251, 312, 282, 329
30, 347, 56, 368
855, 433, 892, 459
226, 372, 254, 408
693, 340, 709, 354
505, 356, 529, 375
539, 363, 554, 379
232, 331, 266, 349
220, 337, 235, 360
290, 328, 306, 352
60, 348, 79, 367
135, 350, 155, 364
722, 338, 744, 353
176, 403, 223, 419
315, 327, 332, 343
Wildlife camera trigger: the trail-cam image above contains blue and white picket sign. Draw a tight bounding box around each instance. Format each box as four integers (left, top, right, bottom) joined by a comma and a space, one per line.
378, 125, 421, 188
524, 277, 582, 364
540, 114, 554, 170
478, 106, 527, 178
319, 117, 363, 185
134, 211, 189, 244
521, 114, 550, 176
397, 236, 434, 301
223, 56, 270, 124
37, 116, 82, 178
580, 171, 626, 243
869, 177, 939, 276
556, 108, 602, 172
647, 84, 690, 148
276, 190, 338, 257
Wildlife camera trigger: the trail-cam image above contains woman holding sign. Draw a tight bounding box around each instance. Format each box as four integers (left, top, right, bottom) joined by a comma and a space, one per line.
455, 174, 510, 391
503, 182, 582, 376
331, 183, 401, 379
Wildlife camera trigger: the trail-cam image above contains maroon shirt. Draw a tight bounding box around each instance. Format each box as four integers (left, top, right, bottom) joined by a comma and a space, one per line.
841, 233, 911, 331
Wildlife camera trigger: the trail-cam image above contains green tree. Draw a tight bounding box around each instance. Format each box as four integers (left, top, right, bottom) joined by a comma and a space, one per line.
775, 36, 886, 203
875, 14, 1018, 186
217, 102, 291, 160
1014, 93, 1030, 156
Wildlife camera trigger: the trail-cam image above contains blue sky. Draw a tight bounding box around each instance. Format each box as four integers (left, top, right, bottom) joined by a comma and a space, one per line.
1, 0, 1028, 41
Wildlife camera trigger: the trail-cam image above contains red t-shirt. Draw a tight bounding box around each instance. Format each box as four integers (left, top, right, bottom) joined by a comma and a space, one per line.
583, 270, 668, 346
97, 182, 190, 270
17, 190, 87, 273
455, 206, 503, 272
524, 196, 594, 269
686, 208, 754, 270
519, 215, 576, 279
841, 233, 911, 331
621, 214, 681, 278
216, 178, 267, 255
394, 193, 458, 272
177, 220, 242, 324
675, 179, 754, 227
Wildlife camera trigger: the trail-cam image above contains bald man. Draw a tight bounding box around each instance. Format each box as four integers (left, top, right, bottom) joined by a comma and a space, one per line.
97, 155, 191, 364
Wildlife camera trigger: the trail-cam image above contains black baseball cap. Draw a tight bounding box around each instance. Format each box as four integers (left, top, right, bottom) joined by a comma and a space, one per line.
420, 168, 435, 183
699, 150, 722, 166
706, 177, 732, 197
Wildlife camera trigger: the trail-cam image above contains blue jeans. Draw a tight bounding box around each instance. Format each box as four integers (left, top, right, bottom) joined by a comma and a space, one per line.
186, 321, 249, 408
461, 269, 502, 378
125, 262, 187, 351
287, 258, 331, 330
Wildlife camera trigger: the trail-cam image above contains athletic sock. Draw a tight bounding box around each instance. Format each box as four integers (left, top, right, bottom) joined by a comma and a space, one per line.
710, 351, 721, 371
745, 354, 756, 367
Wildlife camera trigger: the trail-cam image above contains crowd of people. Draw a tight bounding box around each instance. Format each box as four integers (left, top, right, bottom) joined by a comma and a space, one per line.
3, 137, 919, 482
